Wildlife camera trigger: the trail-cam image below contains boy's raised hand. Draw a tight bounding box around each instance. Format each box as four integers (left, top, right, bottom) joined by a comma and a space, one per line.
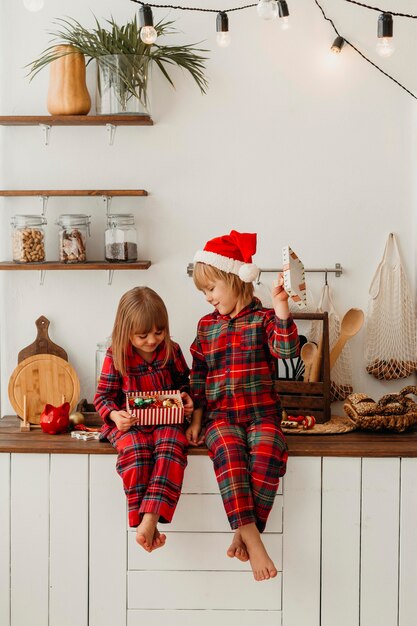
272, 272, 291, 320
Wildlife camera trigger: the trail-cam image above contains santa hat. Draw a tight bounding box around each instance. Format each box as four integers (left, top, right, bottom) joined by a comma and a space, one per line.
193, 230, 259, 283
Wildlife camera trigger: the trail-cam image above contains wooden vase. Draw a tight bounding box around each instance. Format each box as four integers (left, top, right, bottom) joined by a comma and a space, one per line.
47, 45, 91, 115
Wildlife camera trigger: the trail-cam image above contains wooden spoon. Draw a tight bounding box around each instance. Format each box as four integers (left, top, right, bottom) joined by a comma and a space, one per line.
309, 334, 323, 383
329, 308, 364, 370
301, 342, 318, 382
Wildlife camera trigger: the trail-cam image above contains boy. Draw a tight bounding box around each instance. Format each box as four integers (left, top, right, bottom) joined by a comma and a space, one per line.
186, 230, 299, 581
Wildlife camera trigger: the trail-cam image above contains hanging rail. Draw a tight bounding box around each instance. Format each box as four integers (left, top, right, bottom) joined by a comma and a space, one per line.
186, 262, 343, 281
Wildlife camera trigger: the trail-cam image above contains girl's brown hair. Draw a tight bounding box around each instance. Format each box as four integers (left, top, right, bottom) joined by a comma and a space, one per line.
111, 286, 173, 376
193, 262, 254, 302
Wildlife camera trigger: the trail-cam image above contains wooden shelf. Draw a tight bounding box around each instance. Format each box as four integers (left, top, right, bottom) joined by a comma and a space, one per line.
0, 115, 153, 126
0, 189, 148, 197
0, 261, 151, 271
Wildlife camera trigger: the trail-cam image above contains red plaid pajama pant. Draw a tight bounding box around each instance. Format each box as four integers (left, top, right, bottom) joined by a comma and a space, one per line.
205, 417, 288, 532
107, 425, 188, 528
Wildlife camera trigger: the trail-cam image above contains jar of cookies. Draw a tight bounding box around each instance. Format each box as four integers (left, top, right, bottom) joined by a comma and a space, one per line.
10, 214, 47, 263
105, 213, 138, 262
56, 214, 90, 264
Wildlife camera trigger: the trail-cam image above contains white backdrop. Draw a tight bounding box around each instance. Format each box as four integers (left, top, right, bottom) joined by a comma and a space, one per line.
1, 0, 416, 415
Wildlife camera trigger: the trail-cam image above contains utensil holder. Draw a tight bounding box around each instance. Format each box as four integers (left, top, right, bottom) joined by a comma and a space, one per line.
275, 312, 331, 423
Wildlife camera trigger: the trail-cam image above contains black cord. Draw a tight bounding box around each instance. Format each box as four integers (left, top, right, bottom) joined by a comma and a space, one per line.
131, 0, 257, 12
343, 0, 417, 19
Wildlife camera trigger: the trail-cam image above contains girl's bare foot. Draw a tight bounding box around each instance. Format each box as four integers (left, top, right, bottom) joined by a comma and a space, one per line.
240, 523, 278, 581
136, 513, 159, 552
227, 529, 249, 562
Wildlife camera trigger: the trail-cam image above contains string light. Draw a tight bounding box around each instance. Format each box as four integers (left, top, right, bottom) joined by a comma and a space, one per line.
331, 36, 345, 53
130, 0, 417, 102
277, 0, 290, 30
139, 4, 158, 44
376, 12, 394, 58
257, 0, 278, 21
216, 11, 231, 48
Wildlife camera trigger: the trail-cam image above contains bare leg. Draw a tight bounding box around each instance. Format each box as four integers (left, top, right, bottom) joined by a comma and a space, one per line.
239, 523, 277, 581
136, 513, 166, 552
227, 529, 249, 562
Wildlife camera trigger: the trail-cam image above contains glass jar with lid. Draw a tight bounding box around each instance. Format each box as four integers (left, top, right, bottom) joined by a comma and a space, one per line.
10, 214, 47, 263
105, 213, 138, 262
56, 214, 90, 263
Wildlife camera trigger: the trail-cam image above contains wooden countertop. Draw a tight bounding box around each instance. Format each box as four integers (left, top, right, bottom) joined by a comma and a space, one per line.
2, 415, 417, 457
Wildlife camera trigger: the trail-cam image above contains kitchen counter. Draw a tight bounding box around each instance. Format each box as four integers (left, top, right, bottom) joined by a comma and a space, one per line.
2, 414, 417, 456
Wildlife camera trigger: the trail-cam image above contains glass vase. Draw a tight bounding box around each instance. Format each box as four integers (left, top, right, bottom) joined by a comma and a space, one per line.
96, 54, 151, 116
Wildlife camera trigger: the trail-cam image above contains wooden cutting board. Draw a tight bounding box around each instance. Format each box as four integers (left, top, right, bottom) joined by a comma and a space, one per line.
18, 315, 68, 363
8, 354, 80, 424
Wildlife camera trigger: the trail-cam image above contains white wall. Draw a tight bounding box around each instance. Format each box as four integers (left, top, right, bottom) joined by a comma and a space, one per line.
1, 0, 416, 415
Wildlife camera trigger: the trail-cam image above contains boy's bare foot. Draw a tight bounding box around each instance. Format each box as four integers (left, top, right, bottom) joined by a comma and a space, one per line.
136, 513, 162, 552
227, 529, 249, 562
240, 523, 278, 581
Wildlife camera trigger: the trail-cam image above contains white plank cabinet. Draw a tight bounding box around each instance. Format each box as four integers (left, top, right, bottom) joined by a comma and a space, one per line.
1, 453, 417, 626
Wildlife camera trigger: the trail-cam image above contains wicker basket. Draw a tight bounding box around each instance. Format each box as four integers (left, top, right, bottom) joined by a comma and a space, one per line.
344, 386, 417, 432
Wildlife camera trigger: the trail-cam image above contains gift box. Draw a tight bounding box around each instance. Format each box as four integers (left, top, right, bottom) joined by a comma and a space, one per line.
126, 390, 184, 426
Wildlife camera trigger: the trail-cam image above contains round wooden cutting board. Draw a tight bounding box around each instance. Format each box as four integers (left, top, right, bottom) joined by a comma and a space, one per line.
8, 354, 80, 424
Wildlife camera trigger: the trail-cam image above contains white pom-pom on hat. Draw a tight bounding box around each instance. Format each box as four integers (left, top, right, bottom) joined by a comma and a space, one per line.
238, 263, 259, 283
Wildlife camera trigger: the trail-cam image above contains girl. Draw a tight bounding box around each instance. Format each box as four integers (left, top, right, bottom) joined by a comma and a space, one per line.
94, 286, 193, 553
186, 230, 299, 581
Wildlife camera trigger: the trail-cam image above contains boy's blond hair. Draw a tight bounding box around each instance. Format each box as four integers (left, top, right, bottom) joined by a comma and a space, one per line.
193, 262, 254, 302
111, 286, 173, 376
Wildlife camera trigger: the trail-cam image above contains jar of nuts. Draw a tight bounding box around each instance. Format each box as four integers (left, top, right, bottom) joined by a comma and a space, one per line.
10, 214, 47, 263
56, 214, 90, 264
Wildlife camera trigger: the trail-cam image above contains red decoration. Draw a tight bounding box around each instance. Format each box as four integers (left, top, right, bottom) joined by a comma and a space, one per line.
40, 402, 70, 435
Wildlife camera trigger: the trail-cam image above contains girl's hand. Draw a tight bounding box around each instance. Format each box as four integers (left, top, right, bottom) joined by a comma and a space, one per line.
272, 272, 290, 320
181, 391, 194, 417
110, 410, 136, 433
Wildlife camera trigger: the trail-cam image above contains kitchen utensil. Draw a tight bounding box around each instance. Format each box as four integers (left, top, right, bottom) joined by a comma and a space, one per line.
18, 315, 67, 363
282, 245, 307, 309
292, 335, 308, 379
330, 308, 364, 370
8, 354, 80, 424
309, 334, 323, 383
301, 342, 318, 382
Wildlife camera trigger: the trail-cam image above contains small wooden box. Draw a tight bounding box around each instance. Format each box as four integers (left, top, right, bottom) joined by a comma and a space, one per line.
126, 390, 184, 426
275, 312, 330, 423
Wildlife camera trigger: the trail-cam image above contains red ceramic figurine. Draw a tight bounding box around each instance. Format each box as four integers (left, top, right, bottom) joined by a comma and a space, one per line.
40, 402, 70, 435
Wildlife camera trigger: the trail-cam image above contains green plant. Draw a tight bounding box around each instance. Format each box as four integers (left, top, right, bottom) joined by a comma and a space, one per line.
28, 15, 209, 110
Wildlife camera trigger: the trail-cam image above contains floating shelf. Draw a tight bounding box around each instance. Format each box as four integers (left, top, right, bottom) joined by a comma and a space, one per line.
0, 189, 148, 197
0, 261, 151, 271
0, 115, 153, 126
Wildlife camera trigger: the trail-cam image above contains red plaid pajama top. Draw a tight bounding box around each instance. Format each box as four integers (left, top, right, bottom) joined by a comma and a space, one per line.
190, 298, 299, 422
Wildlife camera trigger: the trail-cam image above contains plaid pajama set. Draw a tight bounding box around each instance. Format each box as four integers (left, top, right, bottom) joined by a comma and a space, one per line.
190, 298, 299, 532
94, 342, 190, 528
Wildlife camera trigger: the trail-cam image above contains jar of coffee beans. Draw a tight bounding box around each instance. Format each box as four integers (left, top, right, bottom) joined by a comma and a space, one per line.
10, 214, 47, 263
56, 214, 90, 264
105, 214, 138, 262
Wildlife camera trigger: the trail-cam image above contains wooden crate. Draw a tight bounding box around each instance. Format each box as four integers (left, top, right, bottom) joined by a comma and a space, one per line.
274, 312, 330, 423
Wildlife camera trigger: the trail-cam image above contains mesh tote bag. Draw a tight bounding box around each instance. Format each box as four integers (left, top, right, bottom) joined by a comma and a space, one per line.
365, 233, 417, 380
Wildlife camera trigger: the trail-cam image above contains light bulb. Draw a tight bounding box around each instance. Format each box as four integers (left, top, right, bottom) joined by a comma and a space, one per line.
140, 26, 157, 45
280, 16, 290, 30
216, 32, 231, 48
23, 0, 44, 11
331, 36, 344, 54
376, 37, 395, 57
257, 0, 278, 21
